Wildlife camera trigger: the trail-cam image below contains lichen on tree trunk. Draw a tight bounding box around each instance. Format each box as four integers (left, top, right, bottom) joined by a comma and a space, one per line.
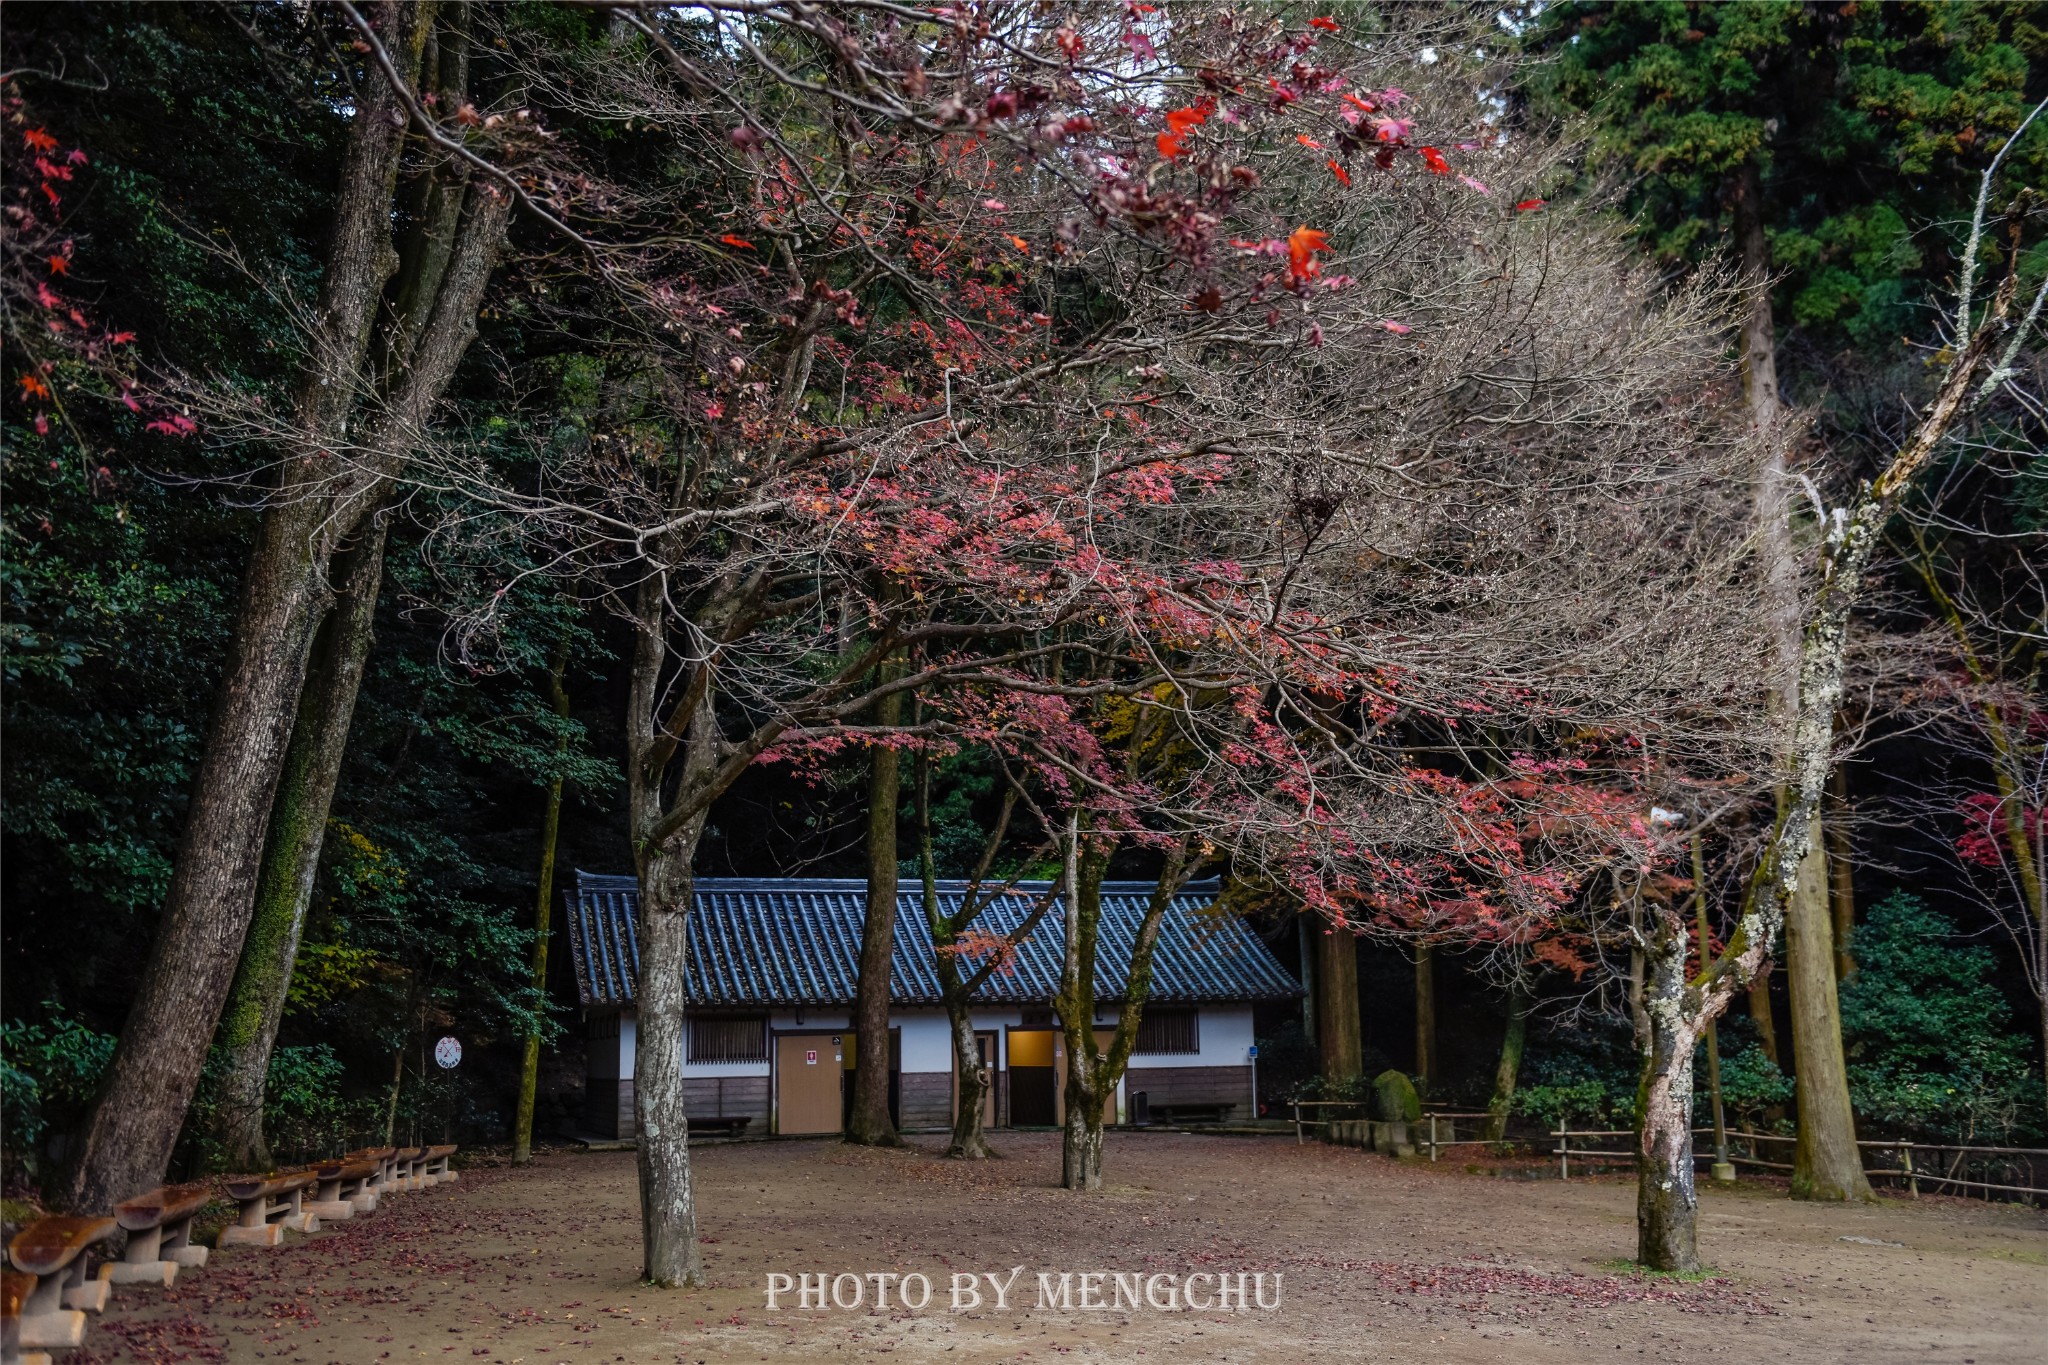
1635, 909, 1702, 1273
212, 516, 390, 1172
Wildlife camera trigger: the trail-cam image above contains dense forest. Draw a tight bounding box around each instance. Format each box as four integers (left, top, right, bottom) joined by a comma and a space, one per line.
1, 1, 2042, 1281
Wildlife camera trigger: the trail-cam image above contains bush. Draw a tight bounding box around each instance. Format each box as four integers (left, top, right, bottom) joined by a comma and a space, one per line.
1839, 891, 2041, 1144
0, 1004, 116, 1177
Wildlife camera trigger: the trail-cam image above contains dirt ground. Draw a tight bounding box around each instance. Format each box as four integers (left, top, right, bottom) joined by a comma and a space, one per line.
75, 1132, 2046, 1365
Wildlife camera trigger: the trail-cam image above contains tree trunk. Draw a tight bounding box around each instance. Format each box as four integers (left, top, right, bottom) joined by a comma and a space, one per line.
1635, 914, 1703, 1273
945, 1001, 997, 1160
1484, 985, 1530, 1142
1826, 766, 1857, 979
1057, 826, 1104, 1191
1748, 970, 1782, 1069
1313, 925, 1362, 1087
1061, 1094, 1104, 1191
847, 680, 904, 1147
1414, 944, 1437, 1095
1787, 812, 1873, 1201
211, 516, 390, 1172
60, 504, 337, 1209
513, 647, 570, 1164
633, 835, 705, 1287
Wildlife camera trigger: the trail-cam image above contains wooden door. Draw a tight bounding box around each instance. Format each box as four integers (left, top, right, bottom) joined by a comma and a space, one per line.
774, 1033, 843, 1135
1006, 1029, 1056, 1127
951, 1031, 999, 1128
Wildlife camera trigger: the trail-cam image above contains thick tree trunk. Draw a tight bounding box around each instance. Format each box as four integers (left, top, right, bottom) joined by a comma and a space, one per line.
945, 1002, 997, 1160
1061, 1093, 1104, 1191
1787, 812, 1873, 1201
633, 836, 704, 1287
1635, 917, 1702, 1273
1414, 944, 1437, 1095
212, 517, 390, 1172
1826, 767, 1857, 979
1313, 925, 1362, 1087
1483, 986, 1531, 1142
847, 682, 904, 1146
513, 648, 570, 1164
61, 505, 336, 1209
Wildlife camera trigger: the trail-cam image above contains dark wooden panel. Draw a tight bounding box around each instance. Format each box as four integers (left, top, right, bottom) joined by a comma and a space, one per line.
897, 1073, 951, 1130
1123, 1066, 1253, 1109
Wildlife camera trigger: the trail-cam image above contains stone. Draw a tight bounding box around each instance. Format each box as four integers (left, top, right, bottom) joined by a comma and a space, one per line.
1372, 1069, 1421, 1123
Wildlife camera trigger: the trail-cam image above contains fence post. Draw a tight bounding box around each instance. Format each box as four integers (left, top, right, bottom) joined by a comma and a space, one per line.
1293, 1102, 1303, 1146
1556, 1128, 1568, 1181
1901, 1142, 1916, 1198
1429, 1115, 1438, 1162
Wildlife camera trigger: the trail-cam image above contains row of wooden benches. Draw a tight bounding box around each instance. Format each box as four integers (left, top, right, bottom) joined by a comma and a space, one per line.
2, 1144, 457, 1365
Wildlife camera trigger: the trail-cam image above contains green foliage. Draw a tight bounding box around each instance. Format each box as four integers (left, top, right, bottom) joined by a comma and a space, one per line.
1839, 892, 2041, 1142
1529, 1, 2048, 358
0, 1005, 117, 1171
1710, 1038, 1793, 1129
1513, 1014, 1638, 1130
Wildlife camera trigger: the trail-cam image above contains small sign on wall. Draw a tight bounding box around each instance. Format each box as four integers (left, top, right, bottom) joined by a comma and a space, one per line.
805, 1049, 818, 1065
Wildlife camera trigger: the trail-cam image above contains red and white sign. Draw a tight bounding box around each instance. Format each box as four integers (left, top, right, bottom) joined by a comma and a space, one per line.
805, 1049, 818, 1065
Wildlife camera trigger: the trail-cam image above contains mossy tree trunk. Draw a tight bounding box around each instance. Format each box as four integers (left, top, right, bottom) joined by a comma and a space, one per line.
1483, 984, 1531, 1142
212, 515, 390, 1172
513, 647, 570, 1165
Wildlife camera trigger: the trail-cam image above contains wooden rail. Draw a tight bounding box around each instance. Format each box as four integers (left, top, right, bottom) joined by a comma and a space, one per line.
1548, 1127, 2047, 1202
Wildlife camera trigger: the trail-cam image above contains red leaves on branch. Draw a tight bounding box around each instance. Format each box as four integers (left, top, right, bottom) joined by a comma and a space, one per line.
1419, 146, 1450, 175
1309, 17, 1341, 31
719, 233, 755, 250
1156, 103, 1210, 160
1285, 225, 1329, 283
1516, 198, 1547, 212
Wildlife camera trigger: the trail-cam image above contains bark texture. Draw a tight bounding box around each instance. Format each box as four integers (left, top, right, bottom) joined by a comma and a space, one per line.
211, 516, 390, 1171
513, 649, 570, 1164
1313, 926, 1363, 1087
847, 678, 904, 1147
1826, 767, 1857, 979
1635, 911, 1702, 1273
1788, 815, 1873, 1201
1413, 944, 1437, 1095
1483, 985, 1531, 1143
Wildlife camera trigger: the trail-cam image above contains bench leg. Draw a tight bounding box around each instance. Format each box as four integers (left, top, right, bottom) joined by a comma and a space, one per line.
100, 1260, 177, 1288
16, 1311, 86, 1350
217, 1224, 283, 1248
58, 1263, 108, 1315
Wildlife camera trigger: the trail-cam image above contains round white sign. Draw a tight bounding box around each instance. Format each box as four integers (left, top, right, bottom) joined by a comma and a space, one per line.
433, 1036, 462, 1069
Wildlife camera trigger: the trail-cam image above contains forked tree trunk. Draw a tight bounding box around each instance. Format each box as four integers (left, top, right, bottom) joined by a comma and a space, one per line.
1484, 985, 1531, 1142
212, 516, 390, 1171
1313, 924, 1363, 1086
513, 648, 570, 1164
1635, 913, 1703, 1273
847, 678, 904, 1147
1787, 813, 1873, 1201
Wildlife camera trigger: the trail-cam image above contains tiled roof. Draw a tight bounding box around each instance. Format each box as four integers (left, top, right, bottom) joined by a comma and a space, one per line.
565, 872, 1301, 1009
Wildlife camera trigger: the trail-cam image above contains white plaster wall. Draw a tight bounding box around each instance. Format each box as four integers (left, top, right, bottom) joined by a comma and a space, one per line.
1123, 1005, 1255, 1069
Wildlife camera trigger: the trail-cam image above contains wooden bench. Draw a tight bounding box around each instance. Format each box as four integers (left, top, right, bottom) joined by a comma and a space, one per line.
306, 1159, 378, 1220
101, 1182, 211, 1287
390, 1147, 424, 1192
216, 1172, 318, 1247
689, 1116, 751, 1139
1148, 1103, 1235, 1126
346, 1146, 397, 1199
418, 1144, 458, 1187
3, 1265, 56, 1364
7, 1215, 116, 1345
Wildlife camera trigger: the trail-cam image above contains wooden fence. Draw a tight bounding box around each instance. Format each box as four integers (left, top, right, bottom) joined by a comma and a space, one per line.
1550, 1126, 2048, 1204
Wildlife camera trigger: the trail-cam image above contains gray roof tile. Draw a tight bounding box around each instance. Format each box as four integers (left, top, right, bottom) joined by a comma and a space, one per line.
565, 871, 1301, 1009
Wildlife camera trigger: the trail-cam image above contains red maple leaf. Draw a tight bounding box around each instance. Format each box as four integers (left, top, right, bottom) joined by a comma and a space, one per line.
1419, 146, 1450, 175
